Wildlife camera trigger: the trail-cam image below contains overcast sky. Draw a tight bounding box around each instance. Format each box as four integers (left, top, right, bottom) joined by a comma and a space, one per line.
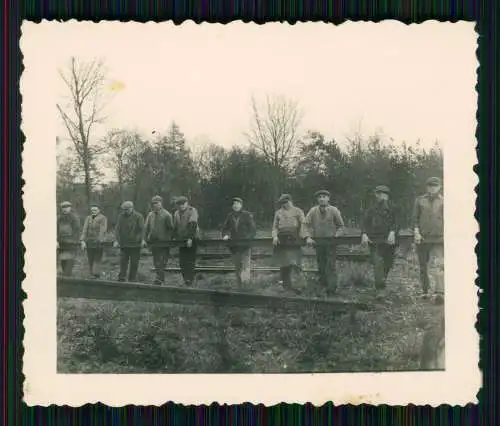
24, 21, 477, 154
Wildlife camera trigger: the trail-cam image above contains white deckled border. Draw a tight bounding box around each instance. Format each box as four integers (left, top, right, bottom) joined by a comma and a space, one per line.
21, 20, 480, 406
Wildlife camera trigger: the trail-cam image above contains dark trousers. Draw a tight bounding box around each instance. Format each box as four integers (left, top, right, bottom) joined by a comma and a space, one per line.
369, 243, 396, 289
316, 244, 337, 291
152, 247, 170, 283
280, 265, 304, 289
86, 247, 103, 276
179, 242, 197, 284
280, 266, 292, 286
60, 259, 75, 276
118, 247, 141, 282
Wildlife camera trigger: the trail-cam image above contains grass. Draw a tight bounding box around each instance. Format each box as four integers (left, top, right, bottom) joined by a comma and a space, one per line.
57, 243, 444, 373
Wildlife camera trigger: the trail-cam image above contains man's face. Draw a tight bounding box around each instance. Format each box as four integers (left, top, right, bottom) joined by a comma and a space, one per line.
61, 206, 71, 214
427, 184, 441, 195
123, 206, 133, 215
232, 201, 242, 212
375, 191, 388, 202
152, 201, 162, 212
90, 207, 99, 216
317, 195, 330, 206
178, 201, 188, 211
281, 200, 291, 209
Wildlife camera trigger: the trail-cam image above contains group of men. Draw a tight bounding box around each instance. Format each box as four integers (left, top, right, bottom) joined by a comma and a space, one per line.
57, 176, 444, 304
56, 195, 200, 285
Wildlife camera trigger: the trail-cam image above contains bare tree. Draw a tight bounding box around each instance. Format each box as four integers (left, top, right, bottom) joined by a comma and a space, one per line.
245, 94, 302, 198
56, 57, 110, 206
192, 143, 228, 181
103, 129, 150, 200
245, 94, 303, 169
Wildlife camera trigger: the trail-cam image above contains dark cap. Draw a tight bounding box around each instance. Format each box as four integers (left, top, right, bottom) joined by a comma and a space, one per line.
426, 177, 442, 186
121, 201, 134, 209
374, 185, 390, 194
277, 194, 292, 204
175, 195, 188, 205
60, 201, 72, 208
151, 195, 163, 203
314, 189, 330, 198
232, 197, 243, 204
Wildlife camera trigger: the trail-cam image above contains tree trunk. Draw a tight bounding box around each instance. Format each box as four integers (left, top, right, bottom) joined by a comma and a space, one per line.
84, 162, 92, 209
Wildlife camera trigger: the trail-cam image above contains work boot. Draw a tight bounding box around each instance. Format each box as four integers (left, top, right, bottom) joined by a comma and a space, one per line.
434, 294, 444, 305
326, 286, 337, 297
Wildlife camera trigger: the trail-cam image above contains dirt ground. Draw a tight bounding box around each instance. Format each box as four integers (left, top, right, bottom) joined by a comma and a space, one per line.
57, 244, 444, 373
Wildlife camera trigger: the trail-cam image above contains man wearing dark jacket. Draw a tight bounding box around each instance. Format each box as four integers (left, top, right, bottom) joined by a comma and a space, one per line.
144, 195, 174, 285
113, 201, 145, 282
173, 196, 199, 286
57, 201, 81, 276
361, 185, 398, 290
222, 197, 257, 288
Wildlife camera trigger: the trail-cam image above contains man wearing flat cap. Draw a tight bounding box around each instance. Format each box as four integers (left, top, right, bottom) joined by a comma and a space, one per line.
144, 195, 174, 285
272, 194, 307, 290
173, 196, 200, 286
305, 189, 345, 293
80, 203, 108, 279
412, 176, 444, 305
113, 201, 145, 282
57, 201, 81, 276
361, 185, 399, 290
221, 197, 257, 288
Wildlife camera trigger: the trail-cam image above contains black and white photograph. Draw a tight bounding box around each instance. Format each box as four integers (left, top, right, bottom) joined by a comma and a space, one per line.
22, 21, 479, 406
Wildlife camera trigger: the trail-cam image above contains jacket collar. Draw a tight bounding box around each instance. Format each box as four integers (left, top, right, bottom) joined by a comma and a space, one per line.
424, 193, 443, 201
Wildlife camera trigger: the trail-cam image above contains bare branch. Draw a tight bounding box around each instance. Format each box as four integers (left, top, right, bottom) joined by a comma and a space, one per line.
57, 57, 110, 205
245, 94, 302, 169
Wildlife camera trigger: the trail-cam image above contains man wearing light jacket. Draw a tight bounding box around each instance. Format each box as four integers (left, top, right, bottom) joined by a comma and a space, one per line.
305, 189, 345, 294
173, 196, 200, 286
144, 195, 174, 285
80, 203, 108, 279
412, 177, 444, 305
272, 194, 308, 290
222, 197, 257, 288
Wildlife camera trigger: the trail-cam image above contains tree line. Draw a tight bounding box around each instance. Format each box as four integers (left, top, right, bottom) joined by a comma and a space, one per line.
56, 57, 443, 232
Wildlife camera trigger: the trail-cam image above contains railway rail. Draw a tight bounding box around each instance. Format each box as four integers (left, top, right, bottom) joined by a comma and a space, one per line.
57, 276, 375, 315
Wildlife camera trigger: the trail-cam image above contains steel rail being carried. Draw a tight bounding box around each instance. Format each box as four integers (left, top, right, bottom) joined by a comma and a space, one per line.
57, 276, 374, 314
159, 266, 337, 274
87, 233, 441, 249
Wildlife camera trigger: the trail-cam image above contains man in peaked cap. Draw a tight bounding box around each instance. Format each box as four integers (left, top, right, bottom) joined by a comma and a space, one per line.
144, 195, 174, 285
221, 197, 257, 288
57, 201, 81, 276
272, 194, 307, 291
305, 189, 345, 294
113, 201, 145, 282
80, 203, 108, 279
413, 176, 444, 305
173, 195, 200, 286
361, 185, 399, 290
